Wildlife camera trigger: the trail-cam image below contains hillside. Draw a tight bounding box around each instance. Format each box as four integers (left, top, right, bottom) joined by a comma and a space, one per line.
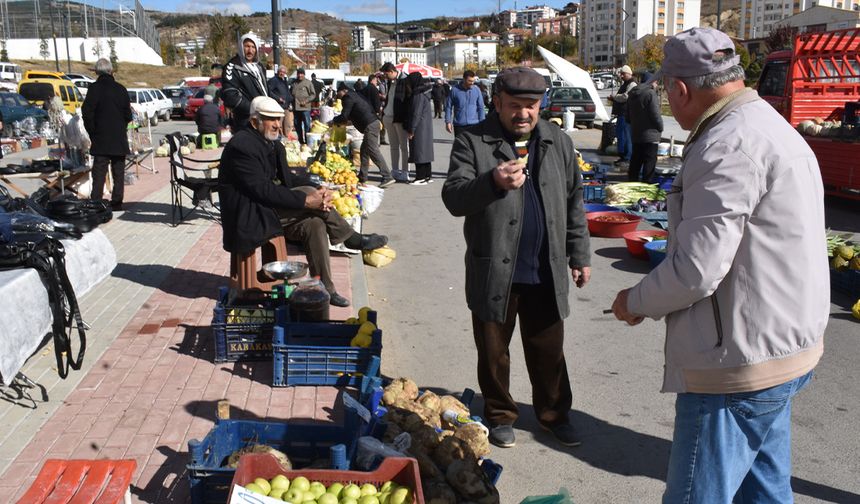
700, 0, 741, 37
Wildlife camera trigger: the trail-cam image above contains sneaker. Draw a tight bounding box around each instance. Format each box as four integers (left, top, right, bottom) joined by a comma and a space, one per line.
488, 424, 516, 448
329, 292, 350, 307
424, 178, 434, 184
379, 178, 396, 188
541, 423, 582, 447
409, 179, 427, 186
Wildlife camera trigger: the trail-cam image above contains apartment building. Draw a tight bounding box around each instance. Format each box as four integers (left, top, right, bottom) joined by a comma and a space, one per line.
534, 13, 578, 36
282, 28, 323, 49
740, 0, 860, 39
501, 5, 559, 28
581, 0, 701, 67
352, 25, 373, 51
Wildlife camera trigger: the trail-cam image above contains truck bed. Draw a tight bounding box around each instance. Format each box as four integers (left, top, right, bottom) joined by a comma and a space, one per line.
806, 136, 860, 199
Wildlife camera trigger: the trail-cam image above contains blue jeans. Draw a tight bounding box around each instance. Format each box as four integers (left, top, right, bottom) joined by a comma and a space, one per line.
294, 110, 311, 145
616, 115, 633, 161
664, 371, 813, 504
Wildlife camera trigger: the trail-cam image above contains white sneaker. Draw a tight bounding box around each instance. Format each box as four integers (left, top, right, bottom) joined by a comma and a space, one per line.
424, 178, 434, 184
409, 179, 428, 186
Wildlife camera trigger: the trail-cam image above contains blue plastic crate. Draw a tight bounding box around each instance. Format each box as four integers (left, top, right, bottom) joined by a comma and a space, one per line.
830, 268, 860, 297
187, 404, 366, 504
211, 291, 276, 363
582, 183, 606, 202
272, 322, 382, 387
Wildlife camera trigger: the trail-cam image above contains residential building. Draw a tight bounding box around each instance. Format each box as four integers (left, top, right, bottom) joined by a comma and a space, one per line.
534, 13, 578, 36
580, 0, 701, 67
393, 26, 439, 45
355, 45, 428, 69
282, 28, 323, 49
437, 37, 499, 68
506, 28, 533, 46
501, 10, 517, 28
778, 5, 860, 32
740, 0, 860, 39
502, 5, 559, 28
352, 25, 374, 51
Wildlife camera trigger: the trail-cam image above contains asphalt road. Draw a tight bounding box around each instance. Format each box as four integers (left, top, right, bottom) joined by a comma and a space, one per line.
359, 118, 860, 503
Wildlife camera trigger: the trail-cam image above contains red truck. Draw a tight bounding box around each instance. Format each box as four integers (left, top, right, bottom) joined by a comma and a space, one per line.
757, 28, 860, 199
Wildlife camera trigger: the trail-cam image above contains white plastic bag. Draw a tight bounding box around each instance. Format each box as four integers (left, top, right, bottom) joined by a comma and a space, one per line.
360, 185, 385, 215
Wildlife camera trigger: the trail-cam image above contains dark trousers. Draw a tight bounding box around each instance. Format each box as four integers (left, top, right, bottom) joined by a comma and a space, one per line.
359, 120, 393, 183
294, 110, 311, 144
91, 155, 125, 203
629, 142, 658, 182
278, 201, 356, 295
453, 125, 469, 138
433, 100, 443, 118
471, 283, 572, 427
415, 162, 432, 181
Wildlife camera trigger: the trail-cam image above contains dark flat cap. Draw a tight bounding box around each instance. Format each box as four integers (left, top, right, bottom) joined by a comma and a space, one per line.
495, 67, 546, 100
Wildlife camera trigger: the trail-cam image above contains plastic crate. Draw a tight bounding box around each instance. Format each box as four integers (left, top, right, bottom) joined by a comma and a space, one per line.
229, 454, 424, 504
582, 182, 605, 202
830, 268, 860, 297
272, 322, 382, 387
212, 294, 276, 363
187, 405, 366, 504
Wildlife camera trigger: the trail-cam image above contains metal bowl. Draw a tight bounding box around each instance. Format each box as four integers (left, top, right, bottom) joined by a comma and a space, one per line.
262, 261, 309, 281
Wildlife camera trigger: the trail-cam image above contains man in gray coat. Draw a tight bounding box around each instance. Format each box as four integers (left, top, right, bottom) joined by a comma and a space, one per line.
442, 67, 591, 449
626, 73, 663, 182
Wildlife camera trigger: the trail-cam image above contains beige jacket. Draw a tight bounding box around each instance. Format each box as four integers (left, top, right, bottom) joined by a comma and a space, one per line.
628, 88, 829, 394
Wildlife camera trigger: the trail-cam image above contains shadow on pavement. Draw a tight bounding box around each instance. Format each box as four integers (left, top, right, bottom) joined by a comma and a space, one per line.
111, 263, 228, 300
594, 246, 653, 275
130, 445, 189, 503
791, 477, 860, 503
170, 323, 215, 362
116, 200, 215, 226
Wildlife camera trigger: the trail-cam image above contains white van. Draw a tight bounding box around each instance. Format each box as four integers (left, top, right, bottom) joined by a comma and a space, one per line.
290, 69, 346, 93
0, 63, 23, 82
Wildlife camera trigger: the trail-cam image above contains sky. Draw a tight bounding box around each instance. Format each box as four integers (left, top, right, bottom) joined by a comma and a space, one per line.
146, 0, 566, 22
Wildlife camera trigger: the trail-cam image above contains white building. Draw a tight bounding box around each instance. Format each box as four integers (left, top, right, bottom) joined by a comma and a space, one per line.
581, 0, 701, 67
534, 13, 578, 36
501, 5, 559, 28
777, 5, 860, 32
282, 28, 323, 49
437, 38, 498, 69
741, 0, 860, 39
352, 25, 374, 51
355, 46, 428, 69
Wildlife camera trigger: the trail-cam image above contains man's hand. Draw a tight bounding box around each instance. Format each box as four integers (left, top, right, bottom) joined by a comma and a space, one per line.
408, 132, 414, 140
493, 160, 526, 191
612, 288, 645, 326
445, 123, 453, 134
571, 266, 591, 288
304, 187, 331, 211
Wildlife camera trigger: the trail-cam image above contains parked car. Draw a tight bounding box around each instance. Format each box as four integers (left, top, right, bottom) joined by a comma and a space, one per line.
592, 77, 606, 90
539, 86, 597, 128
147, 88, 173, 121
22, 70, 70, 80
0, 63, 23, 82
71, 78, 93, 97
184, 87, 224, 120
0, 92, 49, 136
163, 86, 195, 118
65, 73, 94, 82
18, 78, 84, 113
127, 87, 161, 126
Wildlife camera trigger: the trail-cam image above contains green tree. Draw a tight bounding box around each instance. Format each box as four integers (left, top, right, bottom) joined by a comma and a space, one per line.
765, 25, 796, 53
40, 38, 51, 61
208, 14, 230, 63
627, 34, 666, 73
108, 38, 118, 72
734, 41, 750, 69
0, 40, 8, 63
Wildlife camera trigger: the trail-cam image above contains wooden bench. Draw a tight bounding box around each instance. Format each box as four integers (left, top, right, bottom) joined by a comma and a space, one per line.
18, 459, 136, 504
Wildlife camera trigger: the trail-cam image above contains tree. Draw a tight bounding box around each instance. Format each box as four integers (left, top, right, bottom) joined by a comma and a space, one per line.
765, 25, 796, 53
40, 38, 51, 61
0, 40, 8, 63
208, 14, 230, 63
626, 34, 666, 73
734, 41, 750, 70
108, 38, 118, 72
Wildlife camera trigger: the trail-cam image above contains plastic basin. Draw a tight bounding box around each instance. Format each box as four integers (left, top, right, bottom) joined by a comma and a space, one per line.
587, 211, 642, 238
644, 240, 668, 268
623, 230, 669, 259
584, 203, 618, 213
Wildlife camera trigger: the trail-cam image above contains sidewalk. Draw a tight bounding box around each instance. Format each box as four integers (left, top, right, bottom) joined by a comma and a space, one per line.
0, 153, 363, 502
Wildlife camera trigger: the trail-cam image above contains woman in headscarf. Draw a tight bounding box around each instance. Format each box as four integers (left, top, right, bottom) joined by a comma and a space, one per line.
404, 72, 434, 185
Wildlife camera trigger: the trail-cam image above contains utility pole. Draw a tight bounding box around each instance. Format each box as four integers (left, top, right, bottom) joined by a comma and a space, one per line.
394, 0, 399, 62
717, 0, 722, 31
63, 0, 71, 73
271, 0, 280, 67
49, 0, 60, 71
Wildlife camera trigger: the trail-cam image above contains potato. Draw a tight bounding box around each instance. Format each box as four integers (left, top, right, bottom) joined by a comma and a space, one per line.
453, 423, 491, 458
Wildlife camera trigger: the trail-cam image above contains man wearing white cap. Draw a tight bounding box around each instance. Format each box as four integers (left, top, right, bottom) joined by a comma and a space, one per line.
221, 32, 268, 131
611, 27, 828, 503
219, 97, 388, 307
609, 64, 636, 165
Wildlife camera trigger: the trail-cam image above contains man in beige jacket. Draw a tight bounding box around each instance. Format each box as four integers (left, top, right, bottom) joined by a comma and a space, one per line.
612, 28, 829, 503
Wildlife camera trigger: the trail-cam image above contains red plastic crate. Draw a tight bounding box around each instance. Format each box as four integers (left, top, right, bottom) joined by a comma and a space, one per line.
229, 454, 424, 504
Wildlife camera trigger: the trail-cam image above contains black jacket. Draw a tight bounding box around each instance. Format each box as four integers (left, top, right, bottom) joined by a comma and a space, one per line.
362, 83, 382, 114
626, 85, 664, 144
82, 74, 132, 157
385, 73, 410, 124
431, 83, 447, 102
218, 128, 313, 254
267, 75, 293, 111
221, 54, 268, 129
332, 90, 378, 133
195, 102, 222, 135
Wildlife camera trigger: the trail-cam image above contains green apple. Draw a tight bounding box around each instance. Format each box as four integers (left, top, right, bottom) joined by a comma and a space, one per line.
244, 482, 266, 496
291, 476, 311, 493
342, 484, 362, 500
359, 483, 378, 496
271, 474, 291, 491
284, 488, 305, 503
340, 499, 358, 504
309, 482, 327, 499
326, 482, 344, 498
269, 488, 286, 500
302, 490, 318, 502
388, 487, 412, 504
378, 491, 390, 504
379, 481, 395, 493
317, 492, 338, 504
358, 496, 380, 504
254, 478, 272, 495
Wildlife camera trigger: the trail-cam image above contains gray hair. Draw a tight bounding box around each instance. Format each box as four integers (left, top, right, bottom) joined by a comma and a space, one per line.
278, 65, 288, 72
94, 58, 113, 76
204, 94, 214, 102
666, 65, 746, 91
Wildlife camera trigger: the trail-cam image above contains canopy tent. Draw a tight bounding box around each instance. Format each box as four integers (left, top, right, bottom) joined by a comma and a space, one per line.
395, 62, 444, 79
537, 46, 610, 122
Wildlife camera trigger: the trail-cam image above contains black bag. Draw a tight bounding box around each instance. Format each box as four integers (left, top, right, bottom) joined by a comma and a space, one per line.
44, 196, 113, 233
0, 234, 86, 379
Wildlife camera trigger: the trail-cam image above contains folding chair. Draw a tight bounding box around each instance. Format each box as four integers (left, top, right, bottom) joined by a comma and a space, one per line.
165, 133, 220, 227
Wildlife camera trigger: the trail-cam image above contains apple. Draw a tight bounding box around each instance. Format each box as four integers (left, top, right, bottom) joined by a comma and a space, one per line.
388, 487, 412, 504
358, 495, 380, 504
360, 483, 378, 496
271, 474, 290, 491
309, 481, 327, 499
302, 490, 318, 502
379, 481, 395, 493
284, 488, 305, 503
342, 484, 362, 500
340, 499, 358, 504
254, 478, 272, 495
378, 491, 390, 504
269, 488, 286, 500
291, 476, 311, 493
244, 482, 266, 496
317, 492, 338, 504
326, 482, 344, 498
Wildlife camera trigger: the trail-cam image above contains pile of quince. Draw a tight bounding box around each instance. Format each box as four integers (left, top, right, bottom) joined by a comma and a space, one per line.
310, 120, 329, 135
309, 160, 332, 180
347, 307, 376, 347
332, 188, 361, 218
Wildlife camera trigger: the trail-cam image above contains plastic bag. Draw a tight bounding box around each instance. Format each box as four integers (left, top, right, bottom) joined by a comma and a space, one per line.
362, 245, 396, 268
519, 488, 574, 504
354, 436, 407, 471
359, 185, 385, 215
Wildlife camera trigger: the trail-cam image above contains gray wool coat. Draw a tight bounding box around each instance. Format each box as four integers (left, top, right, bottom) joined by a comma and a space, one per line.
442, 115, 591, 323
406, 85, 435, 164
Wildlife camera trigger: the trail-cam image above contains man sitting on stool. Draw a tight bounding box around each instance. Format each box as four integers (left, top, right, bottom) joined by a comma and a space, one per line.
195, 94, 222, 148
219, 96, 388, 307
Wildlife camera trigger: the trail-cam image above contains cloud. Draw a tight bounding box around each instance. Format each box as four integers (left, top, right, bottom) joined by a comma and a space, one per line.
179, 0, 252, 15
336, 1, 395, 15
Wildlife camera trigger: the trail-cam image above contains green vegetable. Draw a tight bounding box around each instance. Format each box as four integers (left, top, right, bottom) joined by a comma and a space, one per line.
604, 183, 667, 206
